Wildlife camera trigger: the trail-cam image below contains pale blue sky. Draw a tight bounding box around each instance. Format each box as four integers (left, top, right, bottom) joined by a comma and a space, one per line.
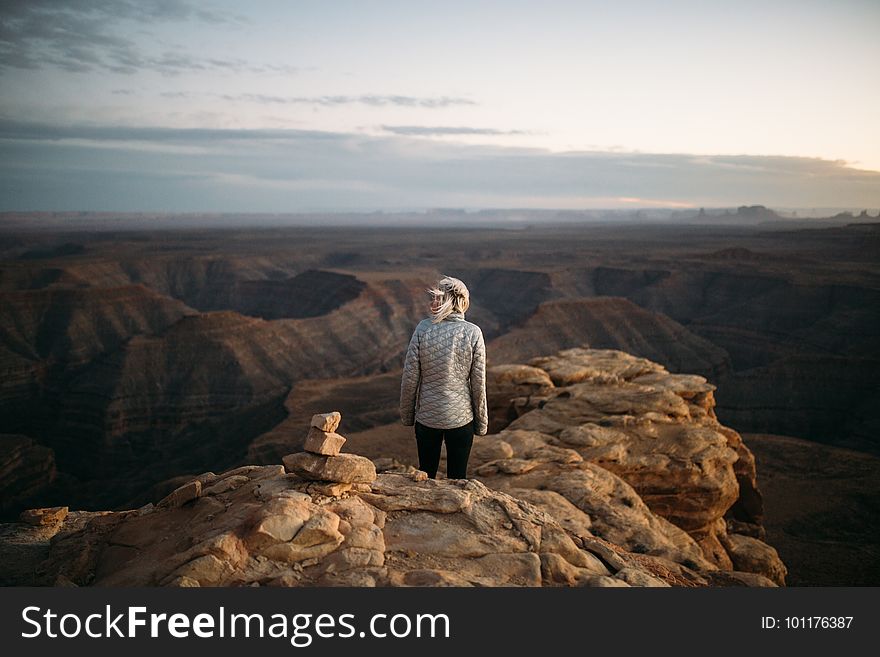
1, 0, 878, 211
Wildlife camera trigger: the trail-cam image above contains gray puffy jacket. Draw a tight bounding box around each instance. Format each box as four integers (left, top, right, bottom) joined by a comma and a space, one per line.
399, 311, 488, 435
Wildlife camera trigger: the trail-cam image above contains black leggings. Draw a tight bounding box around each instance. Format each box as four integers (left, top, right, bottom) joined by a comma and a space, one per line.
414, 420, 475, 479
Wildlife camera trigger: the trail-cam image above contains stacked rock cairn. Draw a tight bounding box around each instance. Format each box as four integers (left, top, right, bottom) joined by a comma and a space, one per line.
282, 411, 377, 495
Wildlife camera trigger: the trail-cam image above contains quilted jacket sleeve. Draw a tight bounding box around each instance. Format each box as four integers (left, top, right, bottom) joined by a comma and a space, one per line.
469, 328, 488, 435
399, 324, 422, 426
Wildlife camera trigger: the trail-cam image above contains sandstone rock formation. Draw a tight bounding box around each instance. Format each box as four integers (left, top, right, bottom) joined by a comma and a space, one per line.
2, 393, 784, 587
479, 347, 785, 584
5, 462, 709, 587
485, 364, 556, 434
2, 411, 670, 587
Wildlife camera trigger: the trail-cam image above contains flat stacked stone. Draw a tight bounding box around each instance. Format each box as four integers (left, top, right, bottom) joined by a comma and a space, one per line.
303, 428, 346, 455
311, 412, 342, 433
303, 411, 347, 455
282, 412, 377, 487
284, 452, 376, 484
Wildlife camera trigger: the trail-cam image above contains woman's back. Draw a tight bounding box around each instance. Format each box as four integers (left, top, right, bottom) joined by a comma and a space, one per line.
400, 310, 487, 432
399, 274, 488, 480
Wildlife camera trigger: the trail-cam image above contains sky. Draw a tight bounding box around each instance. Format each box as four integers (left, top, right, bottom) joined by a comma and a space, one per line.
1, 0, 878, 212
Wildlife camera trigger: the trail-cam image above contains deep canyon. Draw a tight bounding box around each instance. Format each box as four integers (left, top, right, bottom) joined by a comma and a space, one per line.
1, 214, 878, 585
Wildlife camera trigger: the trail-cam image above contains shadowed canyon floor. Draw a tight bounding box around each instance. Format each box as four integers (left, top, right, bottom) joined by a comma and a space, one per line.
1, 218, 878, 585
741, 434, 880, 586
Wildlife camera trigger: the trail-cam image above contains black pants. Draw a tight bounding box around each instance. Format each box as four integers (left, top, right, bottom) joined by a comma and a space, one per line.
414, 420, 475, 479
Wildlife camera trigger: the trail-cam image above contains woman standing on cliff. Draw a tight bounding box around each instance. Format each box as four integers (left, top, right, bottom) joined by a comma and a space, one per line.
399, 275, 488, 479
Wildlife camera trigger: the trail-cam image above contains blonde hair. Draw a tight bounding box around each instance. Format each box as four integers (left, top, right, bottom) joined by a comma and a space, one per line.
427, 275, 470, 324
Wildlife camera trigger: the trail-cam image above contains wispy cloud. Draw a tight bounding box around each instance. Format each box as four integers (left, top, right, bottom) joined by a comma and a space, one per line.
1, 120, 878, 211
0, 0, 297, 76
215, 94, 476, 108
0, 120, 345, 143
379, 125, 526, 136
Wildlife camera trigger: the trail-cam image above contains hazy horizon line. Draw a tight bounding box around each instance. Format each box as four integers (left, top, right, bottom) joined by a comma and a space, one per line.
2, 206, 878, 216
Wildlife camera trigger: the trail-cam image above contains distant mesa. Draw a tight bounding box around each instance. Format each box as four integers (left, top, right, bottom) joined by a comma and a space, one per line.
735, 204, 778, 219
736, 205, 776, 217
684, 205, 781, 224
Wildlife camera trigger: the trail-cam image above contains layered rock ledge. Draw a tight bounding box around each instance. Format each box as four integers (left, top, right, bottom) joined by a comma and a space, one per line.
476, 348, 785, 585
5, 466, 690, 587
0, 348, 786, 587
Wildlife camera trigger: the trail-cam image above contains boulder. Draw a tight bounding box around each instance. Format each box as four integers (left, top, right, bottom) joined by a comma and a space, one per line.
283, 452, 376, 484
157, 480, 201, 508
303, 427, 347, 456
310, 412, 342, 433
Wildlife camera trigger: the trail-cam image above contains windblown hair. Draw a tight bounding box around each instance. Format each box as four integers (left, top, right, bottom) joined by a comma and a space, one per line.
427, 275, 470, 324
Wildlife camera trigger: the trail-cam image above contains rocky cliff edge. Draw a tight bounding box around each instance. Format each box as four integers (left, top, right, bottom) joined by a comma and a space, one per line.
0, 348, 786, 587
